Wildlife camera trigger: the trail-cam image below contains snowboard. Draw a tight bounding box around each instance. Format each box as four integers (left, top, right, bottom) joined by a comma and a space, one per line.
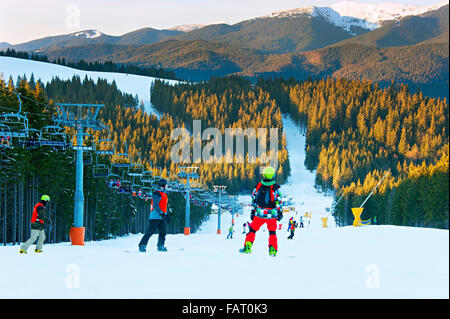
124, 248, 184, 254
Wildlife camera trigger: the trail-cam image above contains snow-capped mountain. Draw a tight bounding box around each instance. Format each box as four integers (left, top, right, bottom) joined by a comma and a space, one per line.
330, 0, 449, 27
170, 24, 210, 32
71, 29, 103, 39
264, 0, 449, 32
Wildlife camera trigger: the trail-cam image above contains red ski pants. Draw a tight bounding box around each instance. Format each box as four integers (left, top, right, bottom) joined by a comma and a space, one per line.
245, 216, 278, 250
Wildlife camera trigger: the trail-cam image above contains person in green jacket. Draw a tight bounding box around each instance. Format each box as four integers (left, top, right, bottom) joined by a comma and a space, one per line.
227, 224, 234, 239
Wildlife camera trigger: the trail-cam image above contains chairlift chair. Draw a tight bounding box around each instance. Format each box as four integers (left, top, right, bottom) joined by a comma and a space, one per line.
93, 163, 110, 178
72, 132, 95, 151
0, 123, 13, 149
118, 180, 133, 195
140, 170, 154, 183
40, 125, 70, 150
95, 127, 115, 155
17, 128, 41, 149
96, 138, 115, 155
131, 182, 143, 197
112, 142, 131, 168
0, 93, 29, 138
128, 162, 144, 177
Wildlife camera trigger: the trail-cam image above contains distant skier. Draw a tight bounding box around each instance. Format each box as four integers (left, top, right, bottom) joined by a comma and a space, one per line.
287, 220, 298, 239
20, 195, 51, 254
239, 166, 283, 257
227, 224, 234, 239
138, 179, 170, 252
242, 222, 247, 234
299, 216, 304, 228
287, 217, 294, 232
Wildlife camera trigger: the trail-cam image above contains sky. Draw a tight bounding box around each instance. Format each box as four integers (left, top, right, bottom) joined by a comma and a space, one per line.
0, 0, 445, 44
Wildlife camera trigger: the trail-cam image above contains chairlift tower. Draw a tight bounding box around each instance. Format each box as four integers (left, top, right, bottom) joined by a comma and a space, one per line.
53, 103, 108, 245
177, 166, 199, 235
213, 185, 227, 234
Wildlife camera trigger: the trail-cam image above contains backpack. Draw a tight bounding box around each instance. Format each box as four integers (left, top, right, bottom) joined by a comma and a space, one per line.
254, 183, 275, 208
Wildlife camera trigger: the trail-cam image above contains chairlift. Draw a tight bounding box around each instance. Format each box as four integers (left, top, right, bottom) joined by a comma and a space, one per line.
93, 163, 109, 178
112, 142, 131, 168
140, 170, 154, 183
152, 166, 163, 181
128, 156, 144, 177
40, 125, 70, 150
0, 92, 29, 138
18, 128, 41, 149
94, 127, 114, 155
0, 123, 13, 149
131, 182, 143, 197
96, 139, 115, 155
72, 132, 95, 151
118, 180, 133, 195
106, 168, 122, 189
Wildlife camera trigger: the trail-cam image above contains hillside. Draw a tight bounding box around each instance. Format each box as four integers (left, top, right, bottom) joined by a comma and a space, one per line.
40, 36, 448, 98
171, 11, 370, 54
8, 28, 184, 52
332, 4, 449, 48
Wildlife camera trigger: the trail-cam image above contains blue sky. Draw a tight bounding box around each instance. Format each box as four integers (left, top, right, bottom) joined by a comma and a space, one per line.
0, 0, 446, 44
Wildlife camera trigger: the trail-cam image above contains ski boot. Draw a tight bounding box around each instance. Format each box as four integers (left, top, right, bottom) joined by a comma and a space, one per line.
35, 249, 43, 253
239, 241, 252, 254
269, 246, 277, 257
139, 245, 146, 253
19, 249, 27, 254
157, 246, 168, 252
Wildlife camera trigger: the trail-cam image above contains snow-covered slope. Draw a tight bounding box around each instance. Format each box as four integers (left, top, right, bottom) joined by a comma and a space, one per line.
0, 204, 448, 298
280, 115, 335, 223
0, 56, 178, 117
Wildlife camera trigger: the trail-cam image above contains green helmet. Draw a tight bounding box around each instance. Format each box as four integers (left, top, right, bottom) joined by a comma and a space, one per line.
41, 195, 50, 202
262, 166, 275, 180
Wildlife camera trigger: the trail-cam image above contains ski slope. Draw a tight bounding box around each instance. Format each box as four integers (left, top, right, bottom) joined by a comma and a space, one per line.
0, 113, 448, 299
0, 56, 177, 118
0, 206, 448, 299
281, 115, 335, 225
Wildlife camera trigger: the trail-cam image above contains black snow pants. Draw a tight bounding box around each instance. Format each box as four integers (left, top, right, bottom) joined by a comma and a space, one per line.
139, 219, 167, 248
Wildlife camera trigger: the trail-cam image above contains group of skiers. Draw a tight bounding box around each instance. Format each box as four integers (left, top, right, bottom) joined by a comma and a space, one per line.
19, 165, 300, 257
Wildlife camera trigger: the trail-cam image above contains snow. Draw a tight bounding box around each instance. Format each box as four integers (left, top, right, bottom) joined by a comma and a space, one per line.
170, 24, 211, 32
0, 56, 178, 118
263, 0, 448, 32
71, 30, 103, 39
281, 115, 335, 221
0, 113, 447, 299
0, 205, 447, 298
330, 0, 449, 27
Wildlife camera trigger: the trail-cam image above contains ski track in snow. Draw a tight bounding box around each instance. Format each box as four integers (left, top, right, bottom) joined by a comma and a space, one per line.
0, 57, 448, 299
